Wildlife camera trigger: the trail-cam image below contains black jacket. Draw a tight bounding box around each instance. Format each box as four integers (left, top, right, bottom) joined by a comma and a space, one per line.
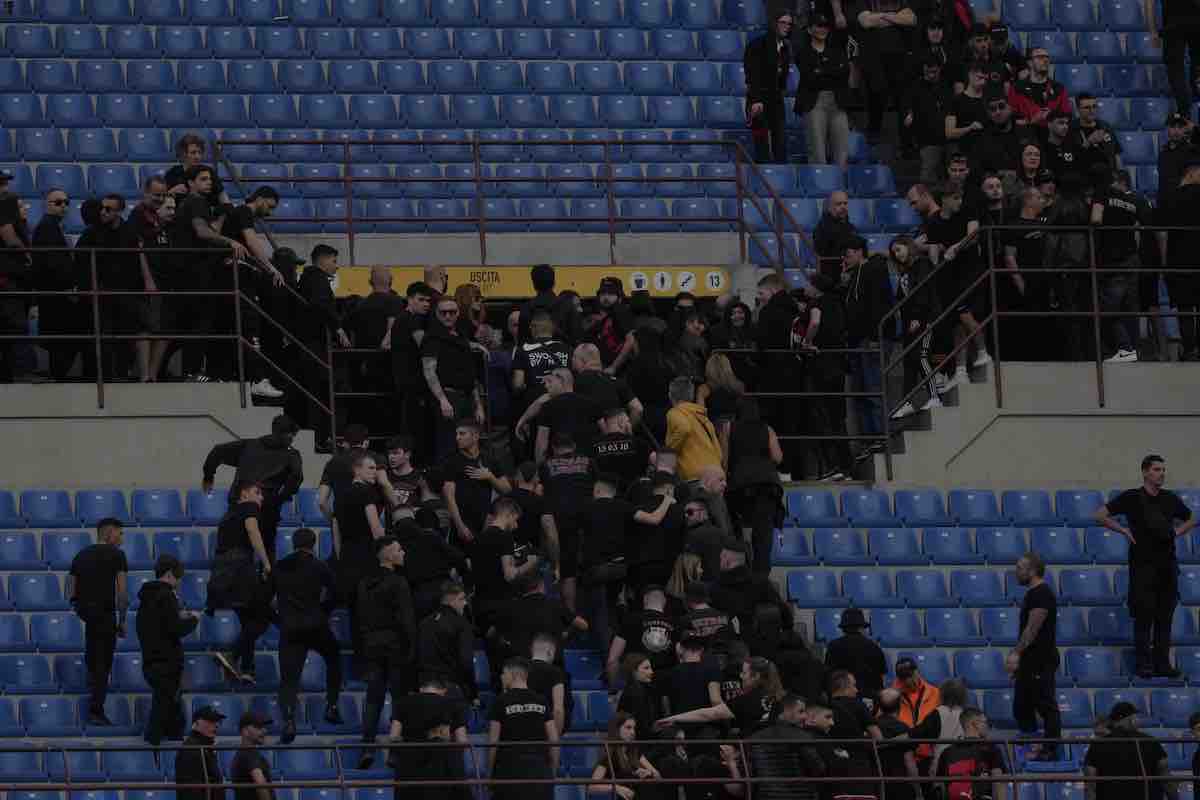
896, 257, 940, 326
709, 565, 794, 658
749, 723, 827, 800
296, 265, 340, 346
813, 214, 859, 261
824, 632, 888, 700
174, 730, 223, 800
357, 565, 416, 659
974, 122, 1034, 175
794, 39, 851, 113
843, 254, 895, 343
395, 523, 469, 587
903, 79, 953, 146
270, 550, 337, 633
1159, 135, 1200, 206
136, 579, 199, 669
417, 604, 477, 699
744, 31, 792, 106
32, 215, 73, 290
754, 289, 800, 390
202, 433, 303, 505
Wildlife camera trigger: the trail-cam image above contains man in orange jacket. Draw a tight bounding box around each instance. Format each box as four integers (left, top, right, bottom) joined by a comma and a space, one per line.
892, 656, 942, 772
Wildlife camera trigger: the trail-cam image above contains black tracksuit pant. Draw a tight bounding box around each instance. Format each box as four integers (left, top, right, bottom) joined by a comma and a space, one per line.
362, 644, 413, 742
80, 608, 118, 715
143, 661, 184, 746
278, 624, 343, 721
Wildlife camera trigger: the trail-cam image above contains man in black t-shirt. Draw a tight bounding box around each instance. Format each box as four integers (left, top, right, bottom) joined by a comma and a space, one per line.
385, 434, 425, 522
168, 165, 249, 381
391, 281, 433, 455
531, 368, 603, 463
606, 585, 679, 684
1084, 702, 1172, 800
1002, 187, 1047, 357
593, 408, 652, 493
493, 573, 587, 669
389, 676, 471, 782
509, 462, 556, 567
573, 343, 644, 426
827, 669, 882, 793
589, 276, 636, 370
527, 633, 569, 735
1097, 454, 1196, 677
1091, 169, 1151, 363
423, 297, 485, 461
208, 480, 273, 684
935, 708, 1006, 800
662, 636, 721, 717
539, 432, 597, 611
1007, 552, 1061, 761
123, 176, 172, 382
875, 689, 919, 800
438, 419, 511, 549
824, 608, 887, 709
67, 517, 129, 726
488, 658, 559, 800
163, 133, 229, 204
348, 266, 407, 427
512, 310, 571, 408
229, 710, 274, 800
473, 497, 539, 633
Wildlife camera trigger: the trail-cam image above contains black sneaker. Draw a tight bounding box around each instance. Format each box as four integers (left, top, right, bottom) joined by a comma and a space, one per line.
281, 719, 297, 745
239, 671, 257, 686
1136, 666, 1155, 679
324, 703, 344, 725
87, 711, 113, 727
357, 751, 375, 770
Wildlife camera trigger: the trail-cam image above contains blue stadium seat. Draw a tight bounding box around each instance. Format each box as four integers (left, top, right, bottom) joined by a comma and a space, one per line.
358, 27, 403, 58
22, 490, 75, 527
926, 608, 985, 645
569, 197, 611, 232
256, 25, 304, 58
431, 61, 478, 93
951, 569, 1008, 607
503, 28, 552, 59
0, 532, 41, 570
401, 95, 449, 128
723, 0, 764, 27
1088, 605, 1133, 644
627, 0, 668, 26
104, 749, 164, 781
553, 28, 602, 59
1129, 98, 1169, 131
579, 0, 621, 25
90, 164, 139, 196
0, 163, 33, 195
0, 698, 22, 736
229, 60, 280, 92
310, 28, 354, 58
840, 489, 900, 527
293, 164, 341, 197
45, 94, 98, 127
872, 198, 920, 233
516, 197, 569, 231
31, 614, 83, 654
1030, 527, 1088, 564
306, 695, 360, 734
1128, 32, 1162, 62
7, 25, 59, 57
895, 650, 951, 685
647, 163, 697, 197
1056, 64, 1102, 96
109, 27, 156, 59
954, 649, 1010, 688
21, 697, 80, 737
896, 569, 957, 608
923, 527, 984, 564
812, 608, 851, 642
280, 61, 328, 93
1051, 688, 1093, 728
601, 27, 649, 59
530, 0, 572, 25
420, 198, 472, 232
979, 606, 1019, 645
126, 62, 176, 95
1102, 65, 1149, 97
699, 96, 743, 129
775, 198, 819, 230
872, 608, 929, 646
0, 493, 23, 529
730, 197, 772, 232
796, 165, 845, 196
278, 748, 335, 779
564, 650, 606, 689
500, 164, 550, 197
0, 63, 26, 93
1084, 527, 1128, 563
445, 164, 487, 197
1116, 131, 1157, 164
379, 62, 427, 94
155, 530, 210, 569
452, 93, 500, 126
0, 654, 57, 693
787, 570, 846, 607
148, 94, 198, 127
566, 65, 620, 99
1049, 0, 1093, 28
869, 528, 925, 566
1053, 606, 1088, 645
185, 489, 228, 525
1061, 568, 1113, 605
48, 750, 106, 783
1173, 607, 1200, 645
61, 25, 109, 58
701, 30, 744, 63
848, 165, 896, 197
1002, 490, 1059, 525
950, 489, 1006, 526
396, 163, 446, 197
300, 95, 351, 128
982, 688, 1017, 728
206, 27, 256, 57
1096, 689, 1150, 723
76, 60, 125, 94
137, 0, 188, 20
1066, 647, 1124, 687
501, 95, 550, 127
0, 615, 29, 653
40, 0, 86, 20
571, 129, 620, 161
771, 528, 817, 566
1100, 0, 1144, 29
181, 654, 226, 691
1055, 490, 1105, 527
480, 0, 526, 25
43, 531, 92, 571
787, 489, 847, 526
190, 0, 236, 21
1026, 30, 1076, 62
842, 569, 898, 607
648, 96, 694, 127
653, 29, 702, 59
472, 61, 521, 95
976, 527, 1027, 564
673, 0, 716, 26
76, 489, 131, 526
119, 531, 153, 571
1078, 31, 1124, 63
752, 164, 796, 197
159, 24, 208, 57
1003, 0, 1051, 28
180, 60, 228, 92
1150, 688, 1200, 727
286, 0, 332, 24
179, 571, 209, 610
382, 0, 424, 23
624, 62, 672, 95
431, 0, 476, 24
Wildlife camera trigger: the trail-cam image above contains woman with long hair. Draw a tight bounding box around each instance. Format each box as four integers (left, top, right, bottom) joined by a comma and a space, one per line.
665, 552, 704, 608
653, 657, 785, 737
698, 353, 746, 427
453, 282, 486, 339
1011, 143, 1043, 197
616, 653, 661, 739
589, 712, 661, 799
888, 236, 942, 419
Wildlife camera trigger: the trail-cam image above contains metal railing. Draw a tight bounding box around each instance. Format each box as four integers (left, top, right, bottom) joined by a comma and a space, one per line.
214, 137, 817, 272
3, 735, 1187, 800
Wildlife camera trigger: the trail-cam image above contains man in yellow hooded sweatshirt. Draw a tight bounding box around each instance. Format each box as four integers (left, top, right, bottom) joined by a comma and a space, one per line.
665, 377, 734, 538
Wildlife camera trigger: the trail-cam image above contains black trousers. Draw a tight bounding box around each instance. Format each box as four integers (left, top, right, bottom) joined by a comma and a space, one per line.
1013, 666, 1062, 750
1131, 561, 1179, 671
178, 275, 216, 378
1164, 30, 1200, 116
278, 624, 343, 721
232, 607, 272, 676
362, 645, 414, 742
80, 608, 118, 715
143, 661, 184, 746
742, 485, 780, 576
750, 96, 788, 163
808, 357, 851, 475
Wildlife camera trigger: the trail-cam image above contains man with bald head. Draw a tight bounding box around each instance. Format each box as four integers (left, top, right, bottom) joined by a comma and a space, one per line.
876, 688, 921, 800
813, 190, 859, 278
572, 343, 643, 427
349, 265, 405, 431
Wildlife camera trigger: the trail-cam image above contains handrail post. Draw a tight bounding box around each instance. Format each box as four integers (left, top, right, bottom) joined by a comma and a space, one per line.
987, 229, 1004, 409
343, 140, 355, 266
327, 329, 337, 446
90, 250, 104, 409
880, 337, 892, 481
603, 140, 617, 266
473, 137, 487, 265
233, 254, 247, 409
1089, 227, 1105, 408
734, 145, 748, 265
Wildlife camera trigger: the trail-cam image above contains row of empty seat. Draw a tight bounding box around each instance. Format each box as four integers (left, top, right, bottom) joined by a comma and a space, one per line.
5, 0, 770, 30
1, 25, 757, 59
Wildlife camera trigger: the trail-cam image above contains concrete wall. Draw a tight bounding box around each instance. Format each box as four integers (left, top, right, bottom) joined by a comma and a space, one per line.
878, 363, 1200, 489
0, 384, 329, 490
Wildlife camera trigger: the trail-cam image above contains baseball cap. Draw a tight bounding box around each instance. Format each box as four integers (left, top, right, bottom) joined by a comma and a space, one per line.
895, 657, 918, 678
238, 710, 272, 729
193, 705, 227, 723
1109, 701, 1138, 723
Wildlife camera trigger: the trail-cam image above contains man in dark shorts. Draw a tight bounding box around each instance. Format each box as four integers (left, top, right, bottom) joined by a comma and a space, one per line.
487, 657, 560, 800
229, 710, 274, 800
66, 516, 129, 726
1097, 454, 1196, 677
1007, 552, 1062, 761
208, 480, 273, 684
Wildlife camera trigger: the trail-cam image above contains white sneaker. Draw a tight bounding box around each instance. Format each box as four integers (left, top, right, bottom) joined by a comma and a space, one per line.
1105, 349, 1139, 363
973, 351, 993, 367
251, 378, 284, 398
943, 366, 969, 392
921, 396, 943, 411
891, 402, 917, 419
933, 373, 950, 394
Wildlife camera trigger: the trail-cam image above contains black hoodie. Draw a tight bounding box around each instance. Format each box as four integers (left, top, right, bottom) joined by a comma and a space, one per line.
896, 257, 941, 327
202, 433, 303, 505
174, 730, 223, 800
843, 254, 895, 343
709, 565, 795, 657
136, 579, 199, 669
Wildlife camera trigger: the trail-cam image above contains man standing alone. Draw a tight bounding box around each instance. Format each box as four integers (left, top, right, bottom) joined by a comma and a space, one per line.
743, 11, 795, 163
1097, 454, 1196, 677
67, 517, 129, 726
1006, 552, 1062, 761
